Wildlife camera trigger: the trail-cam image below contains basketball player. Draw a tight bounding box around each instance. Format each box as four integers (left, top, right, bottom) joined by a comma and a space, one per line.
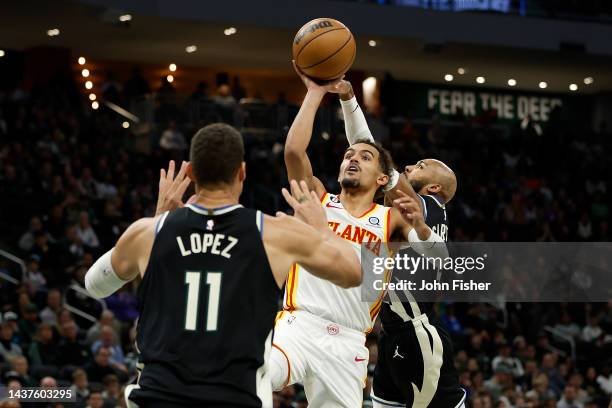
267, 65, 447, 407
337, 81, 466, 407
84, 123, 365, 408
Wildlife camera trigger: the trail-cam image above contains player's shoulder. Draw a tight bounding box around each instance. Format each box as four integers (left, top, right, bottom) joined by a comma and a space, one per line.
419, 194, 446, 209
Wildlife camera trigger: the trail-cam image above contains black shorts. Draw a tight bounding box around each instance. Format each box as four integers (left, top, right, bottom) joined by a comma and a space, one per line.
372, 315, 465, 408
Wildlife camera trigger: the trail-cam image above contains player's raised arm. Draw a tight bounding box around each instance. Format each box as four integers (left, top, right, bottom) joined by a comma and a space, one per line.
389, 190, 448, 259
284, 62, 343, 196
84, 216, 156, 299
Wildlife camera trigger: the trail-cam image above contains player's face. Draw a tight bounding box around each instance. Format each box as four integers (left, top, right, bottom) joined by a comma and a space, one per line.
405, 160, 435, 194
338, 143, 384, 191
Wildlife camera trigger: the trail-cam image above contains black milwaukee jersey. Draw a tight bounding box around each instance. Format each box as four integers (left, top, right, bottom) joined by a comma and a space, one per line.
374, 194, 465, 407
381, 193, 448, 327
128, 204, 280, 407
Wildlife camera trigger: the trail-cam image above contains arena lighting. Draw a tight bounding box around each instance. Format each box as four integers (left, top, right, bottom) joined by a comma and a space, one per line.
368, 40, 377, 47
457, 67, 466, 75
584, 77, 594, 85
169, 63, 177, 72
224, 27, 237, 36
47, 28, 60, 37
91, 101, 99, 110
507, 78, 517, 87
476, 76, 485, 84
85, 81, 93, 89
185, 45, 197, 53
444, 74, 454, 82
0, 50, 5, 57
122, 121, 130, 129
569, 83, 578, 91
89, 93, 96, 101
166, 75, 174, 83
81, 69, 90, 78
539, 81, 548, 89
78, 57, 86, 65
119, 14, 132, 22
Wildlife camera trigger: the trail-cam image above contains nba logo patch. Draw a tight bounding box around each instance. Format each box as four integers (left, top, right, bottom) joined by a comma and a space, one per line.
206, 220, 214, 230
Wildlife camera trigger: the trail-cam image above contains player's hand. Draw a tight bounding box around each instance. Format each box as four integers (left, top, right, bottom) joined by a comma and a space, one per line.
393, 190, 430, 240
292, 60, 345, 96
281, 180, 329, 233
156, 160, 192, 215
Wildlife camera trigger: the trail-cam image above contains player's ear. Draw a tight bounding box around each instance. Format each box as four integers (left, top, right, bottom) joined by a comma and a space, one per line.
238, 162, 246, 182
186, 162, 196, 182
426, 183, 441, 195
377, 173, 390, 188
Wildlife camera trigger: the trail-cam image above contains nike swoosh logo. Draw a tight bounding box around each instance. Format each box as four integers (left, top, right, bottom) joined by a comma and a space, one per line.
326, 203, 343, 209
354, 357, 367, 362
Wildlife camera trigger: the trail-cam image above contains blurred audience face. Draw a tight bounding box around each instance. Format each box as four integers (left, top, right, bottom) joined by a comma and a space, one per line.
40, 376, 57, 389
61, 321, 78, 340
47, 289, 61, 310
100, 326, 114, 346
95, 347, 111, 366
87, 392, 104, 408
72, 369, 88, 389
0, 322, 14, 340
11, 356, 28, 375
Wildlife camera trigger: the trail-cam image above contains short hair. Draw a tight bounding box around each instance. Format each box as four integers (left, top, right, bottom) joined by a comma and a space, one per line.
190, 123, 244, 186
351, 138, 395, 194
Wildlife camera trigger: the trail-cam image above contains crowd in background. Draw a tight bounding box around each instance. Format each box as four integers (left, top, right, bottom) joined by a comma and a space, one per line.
0, 67, 610, 408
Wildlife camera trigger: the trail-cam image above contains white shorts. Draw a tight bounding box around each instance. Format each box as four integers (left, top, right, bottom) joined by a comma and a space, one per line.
268, 310, 369, 408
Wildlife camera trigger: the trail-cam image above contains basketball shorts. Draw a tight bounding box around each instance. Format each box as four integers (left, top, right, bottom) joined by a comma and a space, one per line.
371, 314, 466, 408
268, 310, 369, 408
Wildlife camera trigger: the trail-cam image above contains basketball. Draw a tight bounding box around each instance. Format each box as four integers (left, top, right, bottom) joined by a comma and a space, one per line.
292, 18, 356, 81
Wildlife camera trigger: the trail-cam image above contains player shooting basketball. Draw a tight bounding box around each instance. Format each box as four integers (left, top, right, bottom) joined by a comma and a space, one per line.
337, 80, 466, 408
266, 64, 447, 407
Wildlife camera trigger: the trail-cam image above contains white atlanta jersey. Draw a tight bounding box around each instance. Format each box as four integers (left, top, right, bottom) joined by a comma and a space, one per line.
283, 193, 392, 333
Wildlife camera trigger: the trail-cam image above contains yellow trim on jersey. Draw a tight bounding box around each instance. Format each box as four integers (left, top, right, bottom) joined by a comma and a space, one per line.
357, 203, 379, 219
275, 311, 285, 325
284, 264, 299, 311
320, 192, 329, 204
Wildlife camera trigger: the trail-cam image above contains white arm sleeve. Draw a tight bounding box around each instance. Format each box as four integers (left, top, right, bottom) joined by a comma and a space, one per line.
341, 96, 400, 191
340, 96, 374, 145
408, 228, 449, 260
85, 248, 129, 299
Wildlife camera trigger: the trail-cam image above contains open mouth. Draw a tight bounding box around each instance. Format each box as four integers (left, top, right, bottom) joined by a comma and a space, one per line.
346, 164, 360, 173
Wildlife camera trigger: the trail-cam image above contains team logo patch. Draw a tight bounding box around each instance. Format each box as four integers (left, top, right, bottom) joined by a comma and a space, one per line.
368, 216, 381, 227
330, 195, 341, 204
327, 323, 339, 336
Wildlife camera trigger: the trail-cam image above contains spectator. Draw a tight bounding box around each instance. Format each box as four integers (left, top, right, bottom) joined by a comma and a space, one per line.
18, 216, 44, 252
86, 310, 120, 346
86, 390, 105, 408
17, 303, 39, 348
596, 366, 612, 395
40, 288, 63, 326
581, 316, 602, 342
159, 120, 187, 152
0, 321, 23, 361
484, 363, 513, 402
24, 254, 46, 295
123, 67, 150, 101
91, 326, 125, 367
526, 373, 557, 404
567, 373, 589, 405
70, 368, 90, 405
492, 342, 524, 378
85, 347, 122, 383
10, 355, 37, 387
28, 323, 60, 366
554, 313, 581, 340
76, 211, 99, 249
101, 374, 121, 407
57, 320, 90, 367
557, 385, 584, 408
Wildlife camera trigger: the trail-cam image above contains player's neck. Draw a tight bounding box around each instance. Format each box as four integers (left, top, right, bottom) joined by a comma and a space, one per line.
192, 188, 239, 209
338, 189, 375, 216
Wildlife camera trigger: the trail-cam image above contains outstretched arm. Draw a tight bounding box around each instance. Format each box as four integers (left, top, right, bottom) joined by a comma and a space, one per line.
85, 216, 156, 299
285, 62, 344, 196
337, 81, 375, 144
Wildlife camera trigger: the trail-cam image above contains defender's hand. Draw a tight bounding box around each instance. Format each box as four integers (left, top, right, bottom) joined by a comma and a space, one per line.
281, 180, 329, 233
393, 190, 430, 240
156, 160, 192, 215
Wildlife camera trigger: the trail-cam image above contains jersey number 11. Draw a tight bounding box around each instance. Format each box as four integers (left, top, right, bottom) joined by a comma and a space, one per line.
184, 271, 222, 332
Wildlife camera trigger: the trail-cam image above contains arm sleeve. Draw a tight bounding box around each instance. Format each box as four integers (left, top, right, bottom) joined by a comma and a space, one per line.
84, 248, 129, 299
408, 228, 449, 260
340, 96, 374, 145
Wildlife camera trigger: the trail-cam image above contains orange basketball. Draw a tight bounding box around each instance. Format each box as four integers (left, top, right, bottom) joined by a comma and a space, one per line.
292, 18, 356, 81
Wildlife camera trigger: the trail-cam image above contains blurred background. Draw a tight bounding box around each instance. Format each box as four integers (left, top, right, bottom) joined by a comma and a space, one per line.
0, 0, 611, 407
